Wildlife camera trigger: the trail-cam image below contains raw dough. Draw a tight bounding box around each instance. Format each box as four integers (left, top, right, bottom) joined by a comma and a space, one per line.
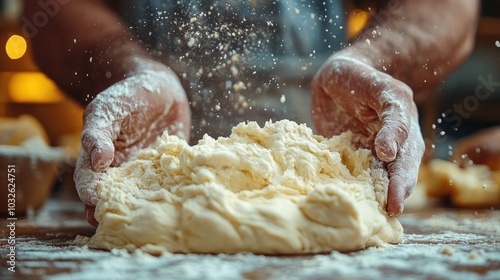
452, 126, 500, 171
420, 159, 500, 208
84, 120, 402, 254
0, 114, 49, 145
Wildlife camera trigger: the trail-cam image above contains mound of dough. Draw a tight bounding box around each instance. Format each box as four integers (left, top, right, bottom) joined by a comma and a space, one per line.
85, 120, 402, 254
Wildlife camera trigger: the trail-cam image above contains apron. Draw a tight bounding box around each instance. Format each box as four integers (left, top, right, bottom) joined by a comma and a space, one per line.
109, 0, 346, 143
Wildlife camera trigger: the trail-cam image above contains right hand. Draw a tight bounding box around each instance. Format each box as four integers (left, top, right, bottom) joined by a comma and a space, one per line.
74, 69, 191, 226
311, 55, 425, 217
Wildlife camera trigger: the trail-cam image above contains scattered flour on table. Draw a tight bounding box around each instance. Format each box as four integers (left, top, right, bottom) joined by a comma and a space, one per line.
400, 212, 500, 235
7, 210, 499, 280
38, 240, 500, 280
79, 120, 402, 254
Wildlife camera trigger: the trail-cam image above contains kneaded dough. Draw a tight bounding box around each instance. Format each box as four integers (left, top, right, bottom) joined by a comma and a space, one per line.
85, 120, 402, 254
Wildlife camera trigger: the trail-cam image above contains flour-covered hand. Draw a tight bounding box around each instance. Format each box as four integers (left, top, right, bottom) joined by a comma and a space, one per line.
74, 69, 191, 226
311, 55, 425, 217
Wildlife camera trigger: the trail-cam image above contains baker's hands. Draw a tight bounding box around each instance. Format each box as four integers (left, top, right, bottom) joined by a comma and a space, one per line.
74, 68, 191, 226
311, 55, 425, 217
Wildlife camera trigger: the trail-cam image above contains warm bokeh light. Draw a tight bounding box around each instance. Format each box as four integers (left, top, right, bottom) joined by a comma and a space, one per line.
347, 9, 371, 39
8, 72, 64, 103
5, 34, 27, 60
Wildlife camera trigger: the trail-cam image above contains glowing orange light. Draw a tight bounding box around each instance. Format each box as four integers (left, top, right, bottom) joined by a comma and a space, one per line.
8, 72, 64, 103
347, 9, 371, 39
5, 34, 27, 60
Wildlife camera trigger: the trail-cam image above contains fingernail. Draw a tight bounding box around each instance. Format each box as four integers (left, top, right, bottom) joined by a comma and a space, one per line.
388, 203, 404, 218
378, 141, 397, 161
91, 148, 110, 171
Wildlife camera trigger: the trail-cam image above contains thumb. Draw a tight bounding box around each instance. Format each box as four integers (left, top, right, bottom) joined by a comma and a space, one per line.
81, 115, 116, 172
74, 149, 102, 206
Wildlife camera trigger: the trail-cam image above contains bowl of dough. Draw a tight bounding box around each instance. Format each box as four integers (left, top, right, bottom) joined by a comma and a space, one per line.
0, 115, 66, 215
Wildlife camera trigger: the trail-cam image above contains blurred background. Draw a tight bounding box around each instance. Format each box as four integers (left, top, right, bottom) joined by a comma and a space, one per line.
0, 0, 498, 196
422, 0, 500, 159
0, 0, 83, 210
0, 0, 83, 146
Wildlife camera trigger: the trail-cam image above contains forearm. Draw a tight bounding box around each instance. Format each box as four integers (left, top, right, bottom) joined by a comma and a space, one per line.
338, 0, 480, 93
23, 0, 164, 105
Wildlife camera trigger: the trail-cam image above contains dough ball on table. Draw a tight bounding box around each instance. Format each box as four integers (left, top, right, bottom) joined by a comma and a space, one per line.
405, 164, 441, 210
452, 126, 500, 171
0, 114, 50, 145
418, 126, 500, 208
81, 120, 403, 255
424, 159, 500, 208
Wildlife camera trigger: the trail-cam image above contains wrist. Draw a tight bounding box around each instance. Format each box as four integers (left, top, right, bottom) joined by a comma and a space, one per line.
80, 48, 173, 105
332, 39, 384, 74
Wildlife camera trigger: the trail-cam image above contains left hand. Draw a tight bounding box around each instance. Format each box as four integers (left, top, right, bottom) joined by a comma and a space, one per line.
74, 68, 191, 226
311, 55, 425, 217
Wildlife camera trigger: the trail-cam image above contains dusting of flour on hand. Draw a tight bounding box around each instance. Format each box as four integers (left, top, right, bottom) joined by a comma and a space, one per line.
83, 120, 402, 254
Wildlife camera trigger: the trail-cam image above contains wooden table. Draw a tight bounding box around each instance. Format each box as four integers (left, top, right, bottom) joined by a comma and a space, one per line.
1, 198, 499, 280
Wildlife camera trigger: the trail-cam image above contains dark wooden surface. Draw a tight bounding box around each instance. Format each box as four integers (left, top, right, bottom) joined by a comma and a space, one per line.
1, 198, 499, 280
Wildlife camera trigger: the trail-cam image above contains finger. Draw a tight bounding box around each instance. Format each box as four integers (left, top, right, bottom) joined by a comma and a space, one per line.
385, 123, 425, 217
85, 205, 99, 227
374, 89, 413, 162
386, 175, 409, 217
81, 108, 116, 172
74, 149, 102, 206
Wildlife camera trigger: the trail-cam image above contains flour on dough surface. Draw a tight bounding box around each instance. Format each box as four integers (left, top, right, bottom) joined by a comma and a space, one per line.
85, 120, 402, 254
